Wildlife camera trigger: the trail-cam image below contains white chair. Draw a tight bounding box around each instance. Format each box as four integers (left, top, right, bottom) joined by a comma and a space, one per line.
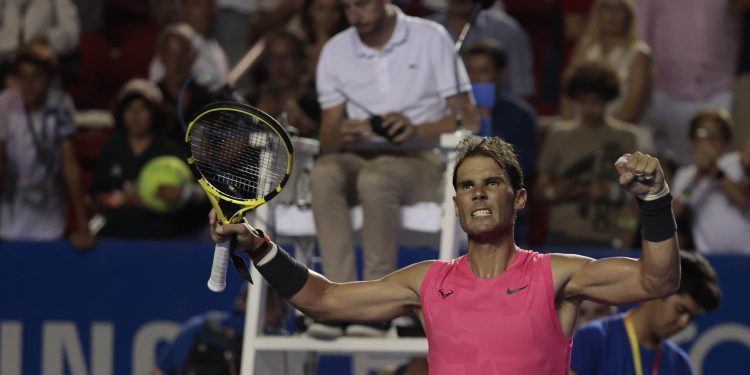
240, 131, 471, 375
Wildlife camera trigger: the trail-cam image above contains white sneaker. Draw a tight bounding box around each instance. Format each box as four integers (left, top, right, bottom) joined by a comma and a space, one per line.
307, 322, 344, 340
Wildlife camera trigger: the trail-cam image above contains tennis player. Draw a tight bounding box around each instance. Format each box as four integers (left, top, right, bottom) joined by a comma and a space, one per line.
210, 136, 681, 374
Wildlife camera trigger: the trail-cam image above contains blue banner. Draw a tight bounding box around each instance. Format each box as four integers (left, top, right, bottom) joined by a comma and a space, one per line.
1, 241, 748, 374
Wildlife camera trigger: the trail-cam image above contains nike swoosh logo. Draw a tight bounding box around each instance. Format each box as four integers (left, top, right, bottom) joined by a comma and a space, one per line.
506, 285, 529, 295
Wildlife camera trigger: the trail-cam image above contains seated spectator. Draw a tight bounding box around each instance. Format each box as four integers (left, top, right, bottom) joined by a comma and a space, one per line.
0, 43, 94, 249
300, 0, 347, 80
428, 0, 535, 97
562, 0, 652, 124
535, 61, 640, 248
248, 31, 320, 138
90, 79, 208, 239
154, 23, 216, 142
0, 0, 80, 89
571, 251, 722, 375
150, 285, 303, 375
636, 0, 740, 163
149, 0, 229, 91
672, 109, 750, 254
463, 38, 538, 244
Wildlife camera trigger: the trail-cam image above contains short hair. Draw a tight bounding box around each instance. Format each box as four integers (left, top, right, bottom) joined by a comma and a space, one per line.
464, 38, 507, 71
264, 30, 307, 60
679, 251, 722, 312
688, 108, 734, 143
12, 44, 59, 78
453, 137, 524, 191
565, 61, 620, 102
156, 22, 196, 52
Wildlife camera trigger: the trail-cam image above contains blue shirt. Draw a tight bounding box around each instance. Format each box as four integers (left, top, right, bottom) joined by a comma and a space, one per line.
571, 314, 694, 375
156, 310, 245, 374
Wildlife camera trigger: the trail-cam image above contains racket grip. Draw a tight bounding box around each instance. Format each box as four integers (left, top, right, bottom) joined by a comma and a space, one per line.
207, 242, 230, 292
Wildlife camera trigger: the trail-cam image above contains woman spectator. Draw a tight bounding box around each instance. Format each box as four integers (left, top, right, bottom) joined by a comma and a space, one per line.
562, 0, 652, 124
299, 0, 347, 81
90, 79, 207, 239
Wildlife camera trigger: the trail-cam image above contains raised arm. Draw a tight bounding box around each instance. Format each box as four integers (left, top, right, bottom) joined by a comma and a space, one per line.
554, 152, 680, 305
209, 212, 431, 322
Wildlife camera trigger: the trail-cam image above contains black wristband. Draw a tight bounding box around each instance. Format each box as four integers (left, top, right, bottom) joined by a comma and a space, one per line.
256, 245, 309, 299
637, 193, 677, 242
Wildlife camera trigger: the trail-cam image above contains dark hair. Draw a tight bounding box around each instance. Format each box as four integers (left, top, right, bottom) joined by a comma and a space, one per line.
300, 0, 348, 43
688, 108, 733, 143
565, 61, 620, 102
264, 30, 307, 61
13, 48, 58, 78
453, 137, 524, 191
464, 38, 507, 71
678, 251, 722, 312
113, 94, 166, 135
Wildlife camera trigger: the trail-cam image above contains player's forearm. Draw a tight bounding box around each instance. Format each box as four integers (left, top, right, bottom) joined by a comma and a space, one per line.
638, 189, 680, 297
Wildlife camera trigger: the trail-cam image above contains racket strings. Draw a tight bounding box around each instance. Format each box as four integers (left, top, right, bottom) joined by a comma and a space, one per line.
190, 111, 289, 200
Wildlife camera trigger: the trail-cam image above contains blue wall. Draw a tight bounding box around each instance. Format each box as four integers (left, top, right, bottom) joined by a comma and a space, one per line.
1, 240, 748, 374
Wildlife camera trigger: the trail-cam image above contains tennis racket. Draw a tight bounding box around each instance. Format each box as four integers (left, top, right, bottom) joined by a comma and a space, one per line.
185, 102, 293, 292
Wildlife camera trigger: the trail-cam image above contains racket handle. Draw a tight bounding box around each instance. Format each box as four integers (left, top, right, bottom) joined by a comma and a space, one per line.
207, 242, 230, 292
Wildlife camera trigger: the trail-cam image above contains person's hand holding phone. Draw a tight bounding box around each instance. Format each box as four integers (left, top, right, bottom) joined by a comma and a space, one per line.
380, 112, 414, 144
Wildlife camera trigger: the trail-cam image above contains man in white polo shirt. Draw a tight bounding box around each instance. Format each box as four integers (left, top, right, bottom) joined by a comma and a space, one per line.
308, 0, 479, 338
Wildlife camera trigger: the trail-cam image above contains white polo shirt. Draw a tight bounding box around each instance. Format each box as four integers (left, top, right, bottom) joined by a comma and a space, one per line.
316, 6, 471, 131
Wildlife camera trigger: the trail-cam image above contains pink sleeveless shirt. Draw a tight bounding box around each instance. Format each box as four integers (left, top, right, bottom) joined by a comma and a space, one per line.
420, 249, 571, 374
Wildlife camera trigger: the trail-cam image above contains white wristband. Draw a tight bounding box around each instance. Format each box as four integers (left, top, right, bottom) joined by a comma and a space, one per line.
638, 183, 670, 201
256, 244, 278, 266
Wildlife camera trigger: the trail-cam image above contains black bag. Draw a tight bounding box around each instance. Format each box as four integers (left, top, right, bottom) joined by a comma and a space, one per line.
180, 313, 243, 375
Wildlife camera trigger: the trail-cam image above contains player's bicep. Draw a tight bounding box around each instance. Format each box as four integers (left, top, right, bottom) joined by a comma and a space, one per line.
558, 254, 652, 305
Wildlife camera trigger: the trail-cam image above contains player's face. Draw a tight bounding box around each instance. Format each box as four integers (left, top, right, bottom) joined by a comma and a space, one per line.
653, 293, 704, 339
342, 0, 386, 36
453, 156, 526, 239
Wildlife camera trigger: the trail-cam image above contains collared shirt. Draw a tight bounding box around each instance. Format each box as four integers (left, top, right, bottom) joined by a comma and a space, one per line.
636, 0, 740, 100
316, 6, 472, 133
428, 11, 535, 97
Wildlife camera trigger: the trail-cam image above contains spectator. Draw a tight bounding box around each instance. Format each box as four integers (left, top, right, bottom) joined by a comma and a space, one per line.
90, 79, 207, 239
150, 285, 303, 375
0, 0, 80, 90
300, 0, 348, 80
149, 0, 229, 91
309, 0, 479, 339
0, 43, 93, 249
428, 0, 535, 97
154, 23, 216, 143
571, 251, 722, 375
536, 61, 640, 248
672, 109, 750, 254
249, 30, 320, 138
575, 300, 616, 330
636, 0, 741, 163
563, 0, 652, 124
463, 38, 538, 244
